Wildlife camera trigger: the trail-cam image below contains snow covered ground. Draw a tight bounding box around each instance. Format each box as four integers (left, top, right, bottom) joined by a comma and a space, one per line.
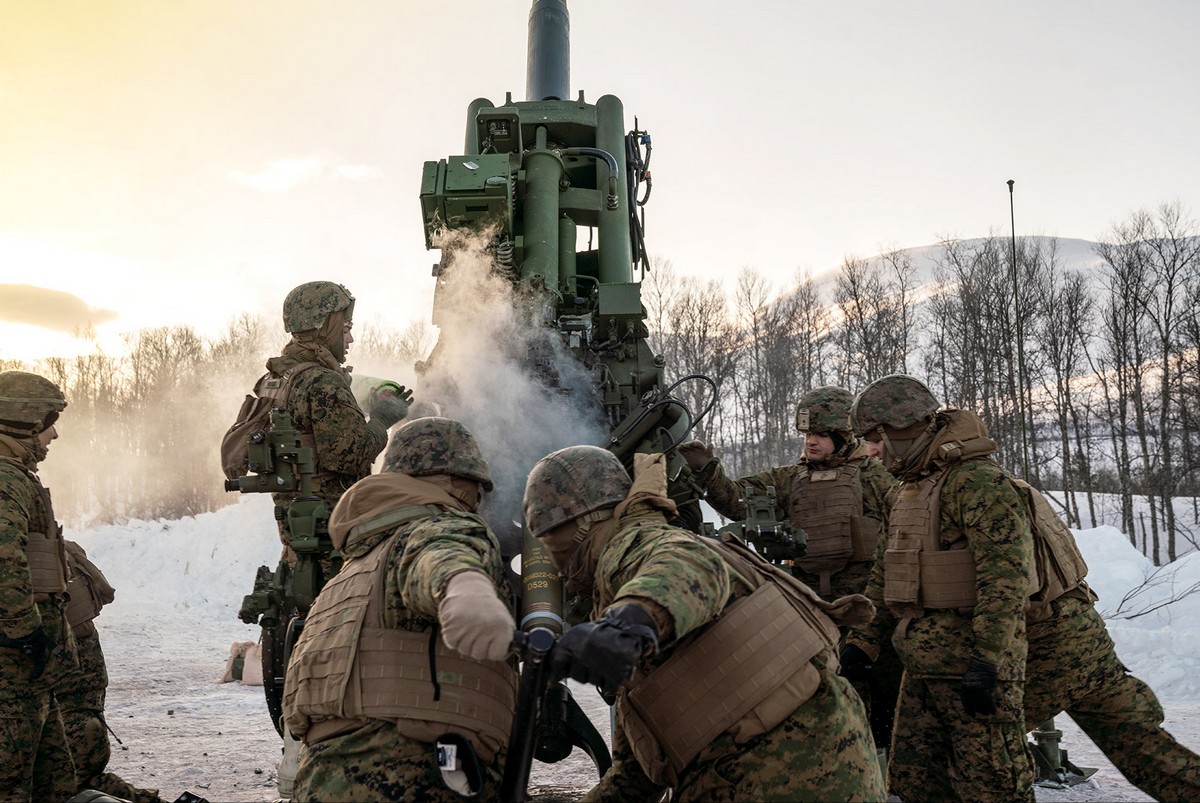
71, 495, 1200, 802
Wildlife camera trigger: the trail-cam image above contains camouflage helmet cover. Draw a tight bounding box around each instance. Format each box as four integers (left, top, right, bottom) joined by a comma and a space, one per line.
795, 385, 855, 434
382, 417, 493, 490
523, 445, 631, 538
282, 281, 355, 333
851, 374, 940, 434
0, 371, 67, 435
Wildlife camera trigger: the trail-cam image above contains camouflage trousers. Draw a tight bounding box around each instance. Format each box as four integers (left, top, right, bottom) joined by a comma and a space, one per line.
1025, 596, 1200, 803
58, 687, 163, 803
0, 690, 76, 802
661, 666, 885, 803
292, 719, 506, 802
889, 675, 1035, 802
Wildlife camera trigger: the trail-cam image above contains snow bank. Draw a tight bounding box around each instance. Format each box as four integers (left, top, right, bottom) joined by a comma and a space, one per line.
69, 499, 1200, 703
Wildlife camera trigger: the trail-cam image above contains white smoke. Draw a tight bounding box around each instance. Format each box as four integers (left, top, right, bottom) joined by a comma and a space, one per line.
414, 228, 608, 555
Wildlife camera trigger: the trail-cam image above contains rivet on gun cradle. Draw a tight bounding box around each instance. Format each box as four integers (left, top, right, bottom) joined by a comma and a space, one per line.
715, 487, 807, 564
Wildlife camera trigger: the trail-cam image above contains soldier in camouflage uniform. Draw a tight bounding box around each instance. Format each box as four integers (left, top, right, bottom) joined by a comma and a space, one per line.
844, 374, 1037, 802
283, 417, 517, 802
1021, 529, 1200, 798
258, 280, 412, 556
0, 371, 79, 801
56, 541, 163, 802
1025, 594, 1200, 801
523, 446, 885, 803
679, 386, 902, 751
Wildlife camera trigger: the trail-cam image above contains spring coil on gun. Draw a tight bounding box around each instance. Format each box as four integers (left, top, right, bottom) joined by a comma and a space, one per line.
494, 239, 517, 281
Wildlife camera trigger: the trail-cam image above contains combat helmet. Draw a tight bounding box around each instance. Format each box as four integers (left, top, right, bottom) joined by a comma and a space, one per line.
795, 386, 855, 434
852, 374, 939, 435
523, 445, 631, 538
0, 371, 67, 437
282, 281, 355, 333
383, 417, 493, 490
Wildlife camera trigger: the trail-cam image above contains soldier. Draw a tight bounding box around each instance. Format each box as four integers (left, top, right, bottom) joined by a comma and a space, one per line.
523, 446, 886, 802
843, 374, 1037, 802
57, 540, 163, 802
256, 280, 411, 557
1018, 499, 1200, 798
283, 417, 517, 802
241, 280, 412, 796
678, 386, 902, 752
0, 370, 79, 801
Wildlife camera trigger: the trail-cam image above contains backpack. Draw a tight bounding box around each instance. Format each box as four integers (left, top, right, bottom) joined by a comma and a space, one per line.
221, 362, 321, 480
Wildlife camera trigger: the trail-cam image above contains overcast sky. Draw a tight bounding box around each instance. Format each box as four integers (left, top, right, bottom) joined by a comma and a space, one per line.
2, 0, 1197, 363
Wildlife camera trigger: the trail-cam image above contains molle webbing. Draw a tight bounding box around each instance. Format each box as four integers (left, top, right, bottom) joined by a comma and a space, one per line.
283, 536, 384, 738
791, 464, 880, 596
353, 626, 514, 749
883, 476, 942, 613
26, 531, 68, 597
65, 579, 101, 632
64, 544, 116, 633
284, 527, 515, 760
885, 468, 1041, 615
621, 581, 827, 782
1016, 479, 1089, 613
618, 532, 840, 785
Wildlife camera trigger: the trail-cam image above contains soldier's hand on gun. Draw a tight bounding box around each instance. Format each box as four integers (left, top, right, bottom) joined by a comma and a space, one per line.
549, 604, 659, 697
367, 381, 413, 429
4, 626, 63, 680
438, 571, 516, 662
676, 440, 715, 473
958, 656, 999, 716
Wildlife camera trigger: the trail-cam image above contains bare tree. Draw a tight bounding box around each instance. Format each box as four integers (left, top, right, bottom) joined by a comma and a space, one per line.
1093, 223, 1156, 552
660, 276, 739, 446
1135, 202, 1200, 561
831, 249, 920, 388
1033, 259, 1096, 525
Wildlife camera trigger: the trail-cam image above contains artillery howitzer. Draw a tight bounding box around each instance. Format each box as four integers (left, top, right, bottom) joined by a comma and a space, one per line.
418, 0, 716, 792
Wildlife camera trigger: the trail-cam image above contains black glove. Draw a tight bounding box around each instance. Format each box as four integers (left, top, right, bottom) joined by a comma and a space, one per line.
550, 604, 659, 698
368, 382, 413, 429
838, 643, 874, 683
2, 627, 62, 681
959, 656, 999, 716
676, 440, 716, 473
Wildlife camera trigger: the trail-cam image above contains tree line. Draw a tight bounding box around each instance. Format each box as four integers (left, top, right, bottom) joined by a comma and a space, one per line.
5, 201, 1197, 565
2, 315, 430, 527
645, 201, 1200, 565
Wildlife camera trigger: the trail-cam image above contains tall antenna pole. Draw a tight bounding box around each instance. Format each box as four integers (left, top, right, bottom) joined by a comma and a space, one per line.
1008, 179, 1030, 483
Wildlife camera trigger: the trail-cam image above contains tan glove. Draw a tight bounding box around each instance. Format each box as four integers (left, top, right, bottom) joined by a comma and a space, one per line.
438, 571, 515, 662
677, 439, 716, 472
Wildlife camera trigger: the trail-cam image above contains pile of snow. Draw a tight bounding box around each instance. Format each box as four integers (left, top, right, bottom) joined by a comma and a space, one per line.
1074, 525, 1200, 702
73, 495, 281, 634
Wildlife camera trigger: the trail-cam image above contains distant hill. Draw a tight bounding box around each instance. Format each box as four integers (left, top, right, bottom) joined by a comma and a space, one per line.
808, 235, 1107, 294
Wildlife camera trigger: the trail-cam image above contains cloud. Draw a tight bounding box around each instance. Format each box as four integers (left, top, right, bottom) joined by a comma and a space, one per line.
227, 157, 383, 193
0, 283, 119, 332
